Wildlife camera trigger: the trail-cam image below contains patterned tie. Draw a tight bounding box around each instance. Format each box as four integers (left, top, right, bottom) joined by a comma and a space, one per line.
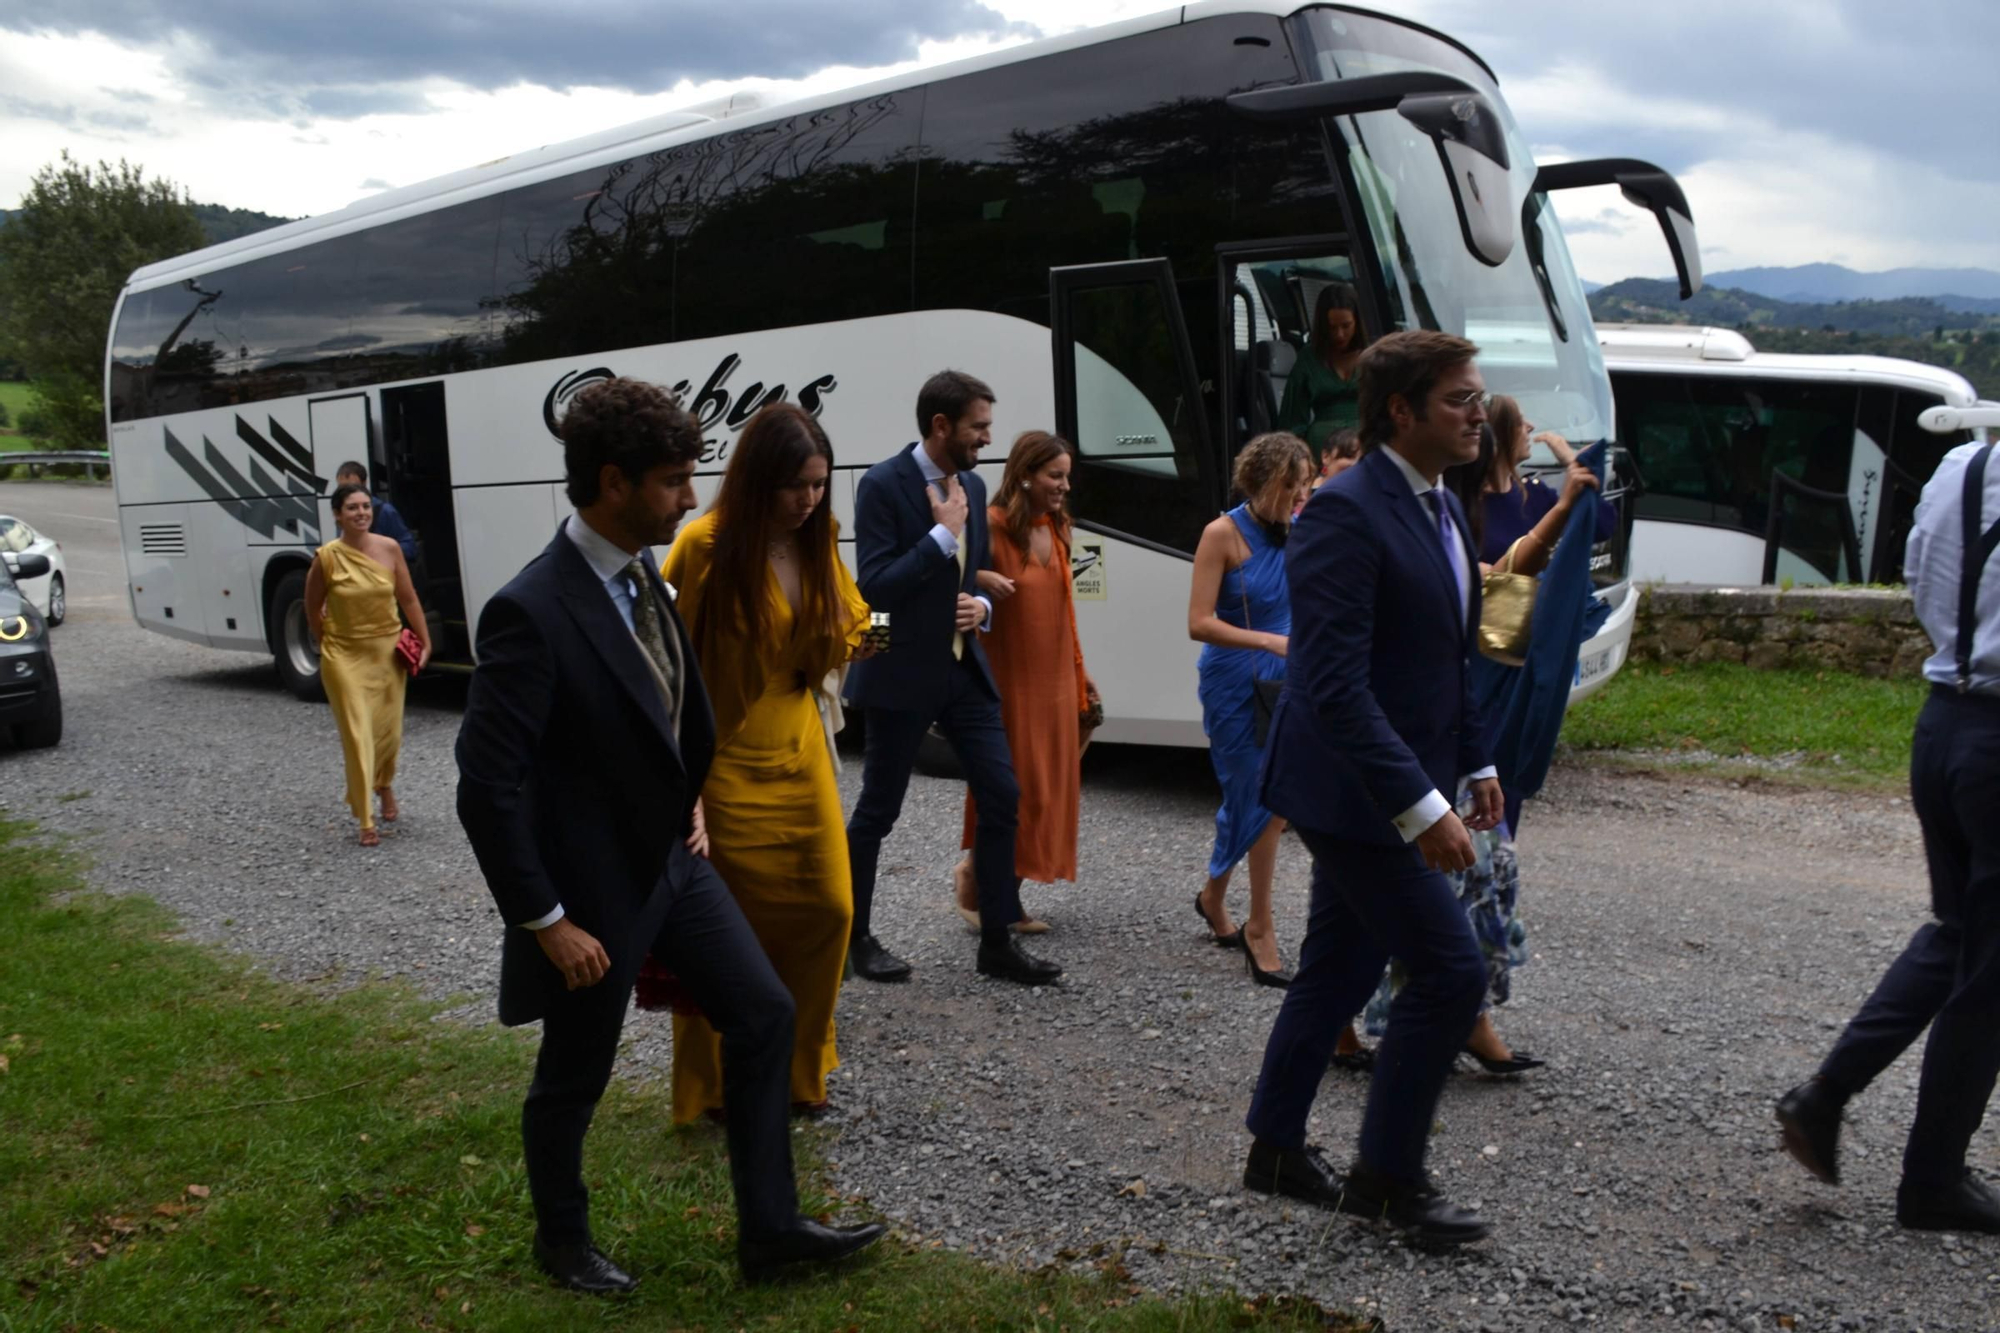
1423, 490, 1469, 619
939, 481, 967, 661
623, 558, 679, 707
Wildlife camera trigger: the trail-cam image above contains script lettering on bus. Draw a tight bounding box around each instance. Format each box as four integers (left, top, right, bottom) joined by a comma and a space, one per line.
544, 360, 838, 464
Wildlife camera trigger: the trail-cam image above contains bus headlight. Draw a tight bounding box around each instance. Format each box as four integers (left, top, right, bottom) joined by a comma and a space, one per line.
0, 617, 29, 642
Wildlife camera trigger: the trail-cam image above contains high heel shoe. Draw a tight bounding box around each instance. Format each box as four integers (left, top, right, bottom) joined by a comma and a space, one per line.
1463, 1047, 1545, 1075
1193, 893, 1241, 948
1244, 939, 1294, 989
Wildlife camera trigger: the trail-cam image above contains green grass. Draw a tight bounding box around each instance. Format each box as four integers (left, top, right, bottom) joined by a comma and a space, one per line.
1562, 660, 1927, 787
0, 821, 1349, 1332
0, 380, 35, 424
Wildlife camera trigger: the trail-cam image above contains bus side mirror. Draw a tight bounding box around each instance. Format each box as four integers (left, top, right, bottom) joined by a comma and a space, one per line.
1533, 158, 1702, 299
1227, 72, 1518, 268
1395, 91, 1516, 268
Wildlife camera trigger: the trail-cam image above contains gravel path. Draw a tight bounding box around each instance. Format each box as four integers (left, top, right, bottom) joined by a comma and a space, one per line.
13, 537, 2000, 1330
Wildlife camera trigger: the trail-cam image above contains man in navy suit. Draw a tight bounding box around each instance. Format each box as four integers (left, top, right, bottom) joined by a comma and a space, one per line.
842, 369, 1059, 985
1242, 331, 1504, 1245
456, 378, 882, 1291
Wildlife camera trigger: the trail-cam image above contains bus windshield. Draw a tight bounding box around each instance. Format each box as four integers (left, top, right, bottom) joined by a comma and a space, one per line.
1291, 8, 1612, 446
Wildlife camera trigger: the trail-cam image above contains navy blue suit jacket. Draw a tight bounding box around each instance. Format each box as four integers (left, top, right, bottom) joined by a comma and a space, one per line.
456, 529, 715, 1026
842, 443, 999, 714
1260, 445, 1491, 845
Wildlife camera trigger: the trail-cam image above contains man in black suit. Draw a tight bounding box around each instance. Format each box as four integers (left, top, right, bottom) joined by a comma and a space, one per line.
1243, 331, 1503, 1245
842, 369, 1058, 985
455, 378, 883, 1292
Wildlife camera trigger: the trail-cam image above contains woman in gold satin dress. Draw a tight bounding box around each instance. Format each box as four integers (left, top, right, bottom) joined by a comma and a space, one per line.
661, 403, 873, 1123
305, 483, 431, 847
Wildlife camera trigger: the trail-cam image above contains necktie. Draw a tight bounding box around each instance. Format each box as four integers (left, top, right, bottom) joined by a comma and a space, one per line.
1423, 490, 1469, 621
623, 558, 680, 710
939, 481, 967, 661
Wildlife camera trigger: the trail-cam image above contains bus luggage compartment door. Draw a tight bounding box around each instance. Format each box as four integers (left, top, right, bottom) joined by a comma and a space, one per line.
121, 503, 208, 644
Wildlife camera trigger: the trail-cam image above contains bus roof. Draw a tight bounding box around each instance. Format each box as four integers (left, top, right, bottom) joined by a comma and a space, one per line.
123, 1, 1488, 294
1595, 322, 1980, 406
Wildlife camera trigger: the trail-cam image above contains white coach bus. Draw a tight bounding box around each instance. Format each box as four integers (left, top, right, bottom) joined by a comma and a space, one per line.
105, 2, 1699, 742
1599, 322, 1986, 588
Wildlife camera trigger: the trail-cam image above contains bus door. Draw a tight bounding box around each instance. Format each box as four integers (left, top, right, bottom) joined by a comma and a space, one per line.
379, 381, 468, 665
1049, 258, 1219, 743
1215, 238, 1369, 465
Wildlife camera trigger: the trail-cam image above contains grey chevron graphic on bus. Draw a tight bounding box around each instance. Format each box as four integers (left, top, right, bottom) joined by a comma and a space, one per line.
544, 357, 837, 463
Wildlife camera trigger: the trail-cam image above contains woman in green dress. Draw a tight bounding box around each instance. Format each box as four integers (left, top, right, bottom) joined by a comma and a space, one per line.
1277, 282, 1367, 463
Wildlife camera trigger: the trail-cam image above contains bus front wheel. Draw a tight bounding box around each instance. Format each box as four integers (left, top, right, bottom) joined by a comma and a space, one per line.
269, 569, 325, 702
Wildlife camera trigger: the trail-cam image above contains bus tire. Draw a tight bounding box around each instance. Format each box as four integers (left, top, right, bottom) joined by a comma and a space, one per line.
268, 569, 325, 702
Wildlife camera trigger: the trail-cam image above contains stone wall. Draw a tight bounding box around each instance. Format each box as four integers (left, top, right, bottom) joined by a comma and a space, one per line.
1630, 585, 1933, 678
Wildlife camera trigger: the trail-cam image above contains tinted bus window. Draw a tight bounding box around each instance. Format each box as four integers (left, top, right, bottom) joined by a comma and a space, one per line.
347, 198, 501, 378
675, 94, 918, 341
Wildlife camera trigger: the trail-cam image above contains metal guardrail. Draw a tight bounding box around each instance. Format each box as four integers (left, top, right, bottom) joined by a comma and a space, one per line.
1, 450, 111, 479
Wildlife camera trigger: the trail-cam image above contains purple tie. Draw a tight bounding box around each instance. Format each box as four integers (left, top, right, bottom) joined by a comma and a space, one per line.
1424, 490, 1469, 610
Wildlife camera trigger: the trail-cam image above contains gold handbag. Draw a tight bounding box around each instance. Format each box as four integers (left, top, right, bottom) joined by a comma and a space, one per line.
1477, 539, 1537, 666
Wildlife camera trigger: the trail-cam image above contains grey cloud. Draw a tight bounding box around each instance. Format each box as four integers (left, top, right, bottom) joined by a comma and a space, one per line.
85, 107, 152, 132
1432, 0, 2000, 183
3, 0, 1033, 119
357, 177, 392, 190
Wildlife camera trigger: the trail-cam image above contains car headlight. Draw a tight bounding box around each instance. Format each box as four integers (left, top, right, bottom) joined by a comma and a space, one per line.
0, 617, 28, 642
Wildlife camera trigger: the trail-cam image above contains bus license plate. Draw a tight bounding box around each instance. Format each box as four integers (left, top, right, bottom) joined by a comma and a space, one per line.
1575, 646, 1613, 686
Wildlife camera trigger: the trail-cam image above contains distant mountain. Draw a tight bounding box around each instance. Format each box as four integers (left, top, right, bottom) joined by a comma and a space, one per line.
1705, 262, 2000, 311
190, 202, 295, 245
0, 201, 290, 247
1588, 278, 2000, 339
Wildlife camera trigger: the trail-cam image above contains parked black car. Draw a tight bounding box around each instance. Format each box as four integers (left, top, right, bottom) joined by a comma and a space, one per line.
0, 551, 61, 749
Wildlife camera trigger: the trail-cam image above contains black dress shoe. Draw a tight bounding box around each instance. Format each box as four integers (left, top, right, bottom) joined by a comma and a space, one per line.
1463, 1047, 1545, 1075
1775, 1077, 1844, 1185
1335, 1163, 1493, 1246
976, 934, 1062, 985
1242, 1138, 1345, 1209
533, 1235, 637, 1294
848, 933, 912, 983
1896, 1171, 2000, 1234
739, 1218, 887, 1283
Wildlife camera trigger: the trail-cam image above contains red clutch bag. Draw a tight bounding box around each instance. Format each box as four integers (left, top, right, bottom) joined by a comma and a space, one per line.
394, 628, 422, 676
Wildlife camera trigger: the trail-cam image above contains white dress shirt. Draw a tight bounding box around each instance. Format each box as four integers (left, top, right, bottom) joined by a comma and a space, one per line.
911, 445, 993, 630
1379, 446, 1499, 842
1908, 440, 2000, 697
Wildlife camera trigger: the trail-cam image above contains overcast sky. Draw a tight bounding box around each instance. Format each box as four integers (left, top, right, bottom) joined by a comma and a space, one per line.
1, 0, 1992, 284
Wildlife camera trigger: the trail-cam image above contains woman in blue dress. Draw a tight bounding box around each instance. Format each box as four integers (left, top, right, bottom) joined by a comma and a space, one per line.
1187, 432, 1311, 987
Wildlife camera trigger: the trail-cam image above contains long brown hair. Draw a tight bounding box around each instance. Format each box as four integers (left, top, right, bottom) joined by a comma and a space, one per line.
700, 403, 843, 650
996, 430, 1074, 552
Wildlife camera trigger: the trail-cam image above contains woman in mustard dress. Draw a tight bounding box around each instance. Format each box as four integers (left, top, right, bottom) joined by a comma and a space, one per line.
305, 482, 431, 847
661, 403, 872, 1123
954, 430, 1097, 930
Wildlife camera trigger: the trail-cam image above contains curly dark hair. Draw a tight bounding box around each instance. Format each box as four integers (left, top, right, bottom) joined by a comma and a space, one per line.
560, 377, 703, 508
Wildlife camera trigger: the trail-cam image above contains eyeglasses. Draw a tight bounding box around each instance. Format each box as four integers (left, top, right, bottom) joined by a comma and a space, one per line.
1438, 389, 1492, 411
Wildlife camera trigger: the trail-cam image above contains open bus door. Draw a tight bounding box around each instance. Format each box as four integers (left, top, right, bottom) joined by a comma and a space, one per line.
379, 382, 468, 667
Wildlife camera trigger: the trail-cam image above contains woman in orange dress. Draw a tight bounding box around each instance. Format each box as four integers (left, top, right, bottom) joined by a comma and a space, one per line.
953, 431, 1097, 928
660, 403, 872, 1123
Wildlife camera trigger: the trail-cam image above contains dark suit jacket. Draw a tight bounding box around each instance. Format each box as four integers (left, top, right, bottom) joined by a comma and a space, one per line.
1260, 445, 1491, 845
842, 442, 999, 713
456, 527, 716, 1026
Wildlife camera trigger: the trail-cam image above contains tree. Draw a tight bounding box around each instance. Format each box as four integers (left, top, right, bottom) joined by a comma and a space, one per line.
0, 152, 205, 448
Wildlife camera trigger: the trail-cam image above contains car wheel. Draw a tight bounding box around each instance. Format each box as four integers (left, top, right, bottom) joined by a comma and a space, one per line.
268, 568, 325, 702
44, 573, 64, 627
14, 686, 60, 750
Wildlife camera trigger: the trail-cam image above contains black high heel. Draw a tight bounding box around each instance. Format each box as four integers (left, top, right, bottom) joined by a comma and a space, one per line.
1244, 934, 1294, 988
1193, 893, 1242, 948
